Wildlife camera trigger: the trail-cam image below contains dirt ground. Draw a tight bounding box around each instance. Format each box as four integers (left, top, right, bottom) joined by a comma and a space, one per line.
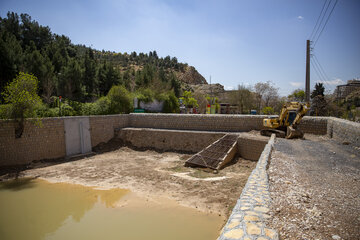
267, 135, 360, 240
7, 142, 256, 219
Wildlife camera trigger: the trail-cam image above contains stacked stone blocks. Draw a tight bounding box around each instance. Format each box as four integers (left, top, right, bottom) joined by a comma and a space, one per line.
327, 117, 360, 147
0, 118, 65, 166
89, 115, 129, 147
218, 134, 278, 240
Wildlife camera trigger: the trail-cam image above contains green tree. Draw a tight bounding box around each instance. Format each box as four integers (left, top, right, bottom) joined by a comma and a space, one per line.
107, 85, 133, 114
83, 48, 96, 97
2, 72, 42, 138
162, 92, 179, 113
59, 59, 84, 100
288, 89, 305, 102
0, 31, 23, 100
311, 83, 325, 99
180, 91, 198, 108
170, 73, 181, 97
262, 106, 275, 115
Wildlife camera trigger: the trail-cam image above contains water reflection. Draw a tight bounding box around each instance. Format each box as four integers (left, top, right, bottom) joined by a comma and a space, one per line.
0, 178, 223, 240
0, 179, 128, 240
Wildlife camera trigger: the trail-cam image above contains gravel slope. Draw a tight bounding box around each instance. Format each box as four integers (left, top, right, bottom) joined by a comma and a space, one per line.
267, 135, 360, 240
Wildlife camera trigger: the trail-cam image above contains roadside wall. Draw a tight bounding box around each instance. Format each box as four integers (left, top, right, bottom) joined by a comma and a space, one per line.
0, 118, 65, 166
129, 114, 265, 132
298, 116, 328, 135
327, 117, 360, 147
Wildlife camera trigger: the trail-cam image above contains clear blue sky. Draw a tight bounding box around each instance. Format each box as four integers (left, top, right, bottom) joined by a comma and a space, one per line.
1, 0, 359, 96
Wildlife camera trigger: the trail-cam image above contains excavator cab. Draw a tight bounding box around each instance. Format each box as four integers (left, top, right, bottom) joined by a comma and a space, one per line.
260, 102, 309, 139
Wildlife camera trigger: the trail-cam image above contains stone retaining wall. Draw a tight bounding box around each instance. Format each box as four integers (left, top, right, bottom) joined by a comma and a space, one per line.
327, 117, 360, 147
237, 135, 268, 161
1, 114, 354, 167
129, 114, 265, 132
298, 116, 328, 135
0, 118, 65, 166
90, 115, 129, 147
119, 128, 225, 153
218, 134, 279, 240
0, 115, 129, 167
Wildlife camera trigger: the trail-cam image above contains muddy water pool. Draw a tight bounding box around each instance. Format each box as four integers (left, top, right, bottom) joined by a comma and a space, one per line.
0, 178, 223, 240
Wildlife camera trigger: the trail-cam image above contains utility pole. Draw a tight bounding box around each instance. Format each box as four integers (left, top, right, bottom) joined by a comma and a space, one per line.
305, 40, 310, 103
210, 75, 212, 103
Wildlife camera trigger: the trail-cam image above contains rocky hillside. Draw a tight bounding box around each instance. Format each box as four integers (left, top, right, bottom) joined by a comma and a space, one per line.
177, 66, 207, 85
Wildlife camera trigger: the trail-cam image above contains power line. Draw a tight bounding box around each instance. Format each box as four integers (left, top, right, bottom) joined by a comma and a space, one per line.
311, 57, 326, 81
311, 56, 333, 90
311, 0, 332, 41
313, 0, 339, 46
309, 0, 329, 40
312, 54, 330, 81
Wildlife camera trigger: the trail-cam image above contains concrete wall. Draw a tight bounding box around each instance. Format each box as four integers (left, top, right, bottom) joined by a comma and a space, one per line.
327, 117, 360, 147
119, 128, 225, 153
0, 118, 66, 166
64, 117, 92, 156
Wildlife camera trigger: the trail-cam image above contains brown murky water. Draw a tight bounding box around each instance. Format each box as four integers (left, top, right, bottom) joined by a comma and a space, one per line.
0, 178, 223, 240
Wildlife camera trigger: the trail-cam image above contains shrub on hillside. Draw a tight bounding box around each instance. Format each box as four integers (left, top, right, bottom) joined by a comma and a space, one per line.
107, 85, 133, 114
162, 92, 180, 113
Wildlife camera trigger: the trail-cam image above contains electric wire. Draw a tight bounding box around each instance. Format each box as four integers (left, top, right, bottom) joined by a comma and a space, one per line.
313, 0, 339, 46
311, 57, 333, 91
311, 0, 332, 41
313, 54, 330, 81
309, 0, 329, 40
312, 54, 334, 91
310, 60, 327, 89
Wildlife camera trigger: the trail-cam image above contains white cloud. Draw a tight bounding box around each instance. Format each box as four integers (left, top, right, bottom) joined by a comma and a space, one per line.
297, 16, 304, 20
316, 78, 344, 85
224, 86, 235, 90
290, 82, 302, 87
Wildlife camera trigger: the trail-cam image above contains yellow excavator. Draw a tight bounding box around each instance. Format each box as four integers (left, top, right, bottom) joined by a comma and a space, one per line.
260, 102, 310, 139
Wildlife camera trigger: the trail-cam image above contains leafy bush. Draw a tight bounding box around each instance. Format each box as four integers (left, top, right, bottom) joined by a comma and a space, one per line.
262, 106, 275, 115
107, 85, 133, 114
35, 103, 60, 117
95, 96, 111, 115
2, 72, 42, 137
136, 88, 155, 103
162, 92, 179, 113
0, 104, 11, 119
61, 102, 76, 116
180, 91, 198, 108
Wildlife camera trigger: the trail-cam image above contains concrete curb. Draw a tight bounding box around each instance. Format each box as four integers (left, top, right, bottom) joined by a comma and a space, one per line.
218, 134, 278, 240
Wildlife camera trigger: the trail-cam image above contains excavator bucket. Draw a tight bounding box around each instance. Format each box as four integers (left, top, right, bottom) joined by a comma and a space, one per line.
286, 126, 304, 139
